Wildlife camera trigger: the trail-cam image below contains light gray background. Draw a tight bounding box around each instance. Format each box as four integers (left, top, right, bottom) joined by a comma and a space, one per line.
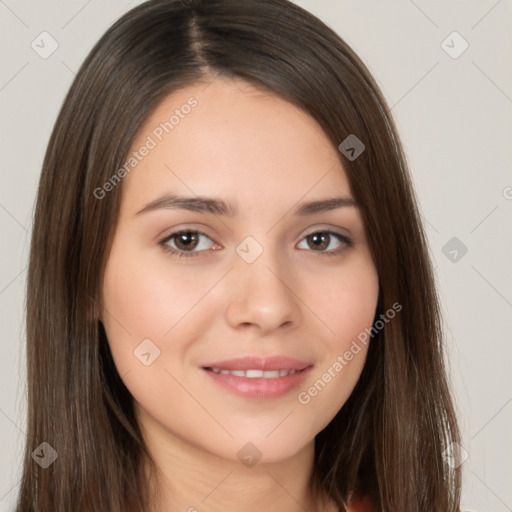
1, 0, 511, 510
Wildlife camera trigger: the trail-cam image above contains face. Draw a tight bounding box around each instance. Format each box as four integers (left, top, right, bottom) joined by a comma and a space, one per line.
101, 77, 379, 465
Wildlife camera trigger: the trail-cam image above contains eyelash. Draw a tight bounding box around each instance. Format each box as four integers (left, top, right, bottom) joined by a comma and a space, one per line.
158, 229, 353, 259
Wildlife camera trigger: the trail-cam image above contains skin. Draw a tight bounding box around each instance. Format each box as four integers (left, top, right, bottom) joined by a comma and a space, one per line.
101, 76, 379, 512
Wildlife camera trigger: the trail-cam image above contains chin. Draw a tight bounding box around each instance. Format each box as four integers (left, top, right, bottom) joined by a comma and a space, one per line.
201, 424, 318, 467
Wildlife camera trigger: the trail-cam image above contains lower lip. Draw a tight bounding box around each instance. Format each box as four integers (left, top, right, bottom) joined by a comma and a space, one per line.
201, 367, 313, 400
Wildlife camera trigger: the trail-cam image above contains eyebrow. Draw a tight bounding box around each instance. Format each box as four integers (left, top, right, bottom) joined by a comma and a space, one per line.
135, 194, 358, 217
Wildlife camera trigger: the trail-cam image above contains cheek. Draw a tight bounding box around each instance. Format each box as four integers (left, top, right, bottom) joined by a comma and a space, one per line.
296, 255, 379, 426
309, 252, 379, 348
333, 277, 379, 347
100, 240, 212, 371
106, 234, 213, 322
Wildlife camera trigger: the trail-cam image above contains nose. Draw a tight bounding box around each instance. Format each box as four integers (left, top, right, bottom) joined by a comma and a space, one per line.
224, 249, 301, 336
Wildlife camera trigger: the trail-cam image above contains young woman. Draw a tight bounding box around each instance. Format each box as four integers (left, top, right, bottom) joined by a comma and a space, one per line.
16, 0, 462, 511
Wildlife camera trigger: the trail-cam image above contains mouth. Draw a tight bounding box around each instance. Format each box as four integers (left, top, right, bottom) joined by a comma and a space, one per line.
205, 368, 300, 378
200, 356, 313, 399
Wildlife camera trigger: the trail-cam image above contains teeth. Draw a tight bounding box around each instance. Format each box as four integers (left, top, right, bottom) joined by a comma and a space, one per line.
209, 368, 297, 378
246, 369, 264, 378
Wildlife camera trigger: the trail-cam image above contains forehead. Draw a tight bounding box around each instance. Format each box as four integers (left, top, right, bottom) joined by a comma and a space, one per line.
119, 77, 351, 214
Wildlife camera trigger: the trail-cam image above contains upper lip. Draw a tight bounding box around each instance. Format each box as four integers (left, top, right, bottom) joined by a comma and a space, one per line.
201, 356, 312, 371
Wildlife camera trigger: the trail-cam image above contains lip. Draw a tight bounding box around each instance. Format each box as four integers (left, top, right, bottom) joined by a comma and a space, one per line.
201, 356, 313, 400
201, 355, 311, 371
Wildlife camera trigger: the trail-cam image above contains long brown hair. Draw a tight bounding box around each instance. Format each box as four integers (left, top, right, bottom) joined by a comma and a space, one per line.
17, 0, 461, 510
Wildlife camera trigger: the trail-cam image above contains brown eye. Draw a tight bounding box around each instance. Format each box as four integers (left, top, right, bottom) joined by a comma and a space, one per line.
297, 230, 352, 255
160, 230, 216, 257
173, 232, 200, 251
306, 232, 330, 251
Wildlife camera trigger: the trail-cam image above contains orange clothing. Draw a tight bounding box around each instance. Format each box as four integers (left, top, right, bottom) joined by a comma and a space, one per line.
348, 496, 374, 512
